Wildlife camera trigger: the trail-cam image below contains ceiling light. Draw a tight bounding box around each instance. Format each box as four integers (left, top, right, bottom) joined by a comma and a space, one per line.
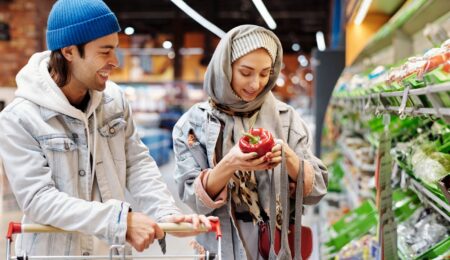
171, 0, 225, 38
162, 40, 172, 49
291, 75, 300, 84
251, 0, 277, 30
124, 27, 135, 35
316, 31, 326, 51
276, 77, 285, 87
291, 43, 301, 52
305, 73, 314, 81
297, 55, 309, 67
354, 0, 372, 25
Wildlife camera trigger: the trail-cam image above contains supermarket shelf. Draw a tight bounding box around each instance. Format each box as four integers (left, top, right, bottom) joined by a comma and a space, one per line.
334, 82, 450, 102
337, 139, 376, 172
339, 161, 360, 208
332, 83, 450, 120
339, 160, 376, 210
402, 171, 450, 223
352, 0, 450, 65
317, 194, 347, 259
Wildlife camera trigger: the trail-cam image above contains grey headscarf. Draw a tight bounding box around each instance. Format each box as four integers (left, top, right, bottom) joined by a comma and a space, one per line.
204, 25, 285, 223
204, 24, 283, 113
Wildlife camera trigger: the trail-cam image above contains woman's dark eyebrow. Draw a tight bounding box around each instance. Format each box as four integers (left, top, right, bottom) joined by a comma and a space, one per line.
240, 65, 271, 70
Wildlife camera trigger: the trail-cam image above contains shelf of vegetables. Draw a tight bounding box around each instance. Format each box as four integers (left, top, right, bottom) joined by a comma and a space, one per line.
322, 115, 450, 258
332, 82, 450, 122
338, 138, 376, 172
318, 0, 450, 256
401, 170, 450, 222
321, 36, 450, 259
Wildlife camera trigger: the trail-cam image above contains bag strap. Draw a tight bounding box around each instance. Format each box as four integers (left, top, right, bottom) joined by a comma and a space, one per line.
269, 168, 277, 259
294, 160, 304, 260
278, 148, 292, 259
269, 147, 305, 260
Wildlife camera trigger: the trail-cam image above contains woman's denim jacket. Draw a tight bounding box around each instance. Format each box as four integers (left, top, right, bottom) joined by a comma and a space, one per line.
173, 101, 328, 259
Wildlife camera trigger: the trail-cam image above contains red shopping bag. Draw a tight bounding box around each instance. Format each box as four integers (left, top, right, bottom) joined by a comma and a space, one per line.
258, 222, 313, 259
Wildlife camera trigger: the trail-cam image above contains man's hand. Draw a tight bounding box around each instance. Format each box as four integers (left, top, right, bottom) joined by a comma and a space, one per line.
126, 212, 165, 252
160, 214, 219, 237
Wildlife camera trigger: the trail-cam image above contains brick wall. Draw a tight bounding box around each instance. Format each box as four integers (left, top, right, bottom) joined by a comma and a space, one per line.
0, 0, 54, 87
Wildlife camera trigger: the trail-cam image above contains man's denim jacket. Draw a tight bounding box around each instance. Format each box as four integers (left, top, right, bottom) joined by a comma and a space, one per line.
0, 51, 181, 256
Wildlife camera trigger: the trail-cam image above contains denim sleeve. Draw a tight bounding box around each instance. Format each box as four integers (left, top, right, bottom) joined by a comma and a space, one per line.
172, 113, 223, 215
120, 92, 182, 220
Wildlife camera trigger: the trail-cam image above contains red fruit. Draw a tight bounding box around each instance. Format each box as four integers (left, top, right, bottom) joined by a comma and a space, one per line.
239, 128, 275, 157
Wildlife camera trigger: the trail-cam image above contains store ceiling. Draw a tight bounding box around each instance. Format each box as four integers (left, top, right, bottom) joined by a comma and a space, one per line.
104, 0, 331, 53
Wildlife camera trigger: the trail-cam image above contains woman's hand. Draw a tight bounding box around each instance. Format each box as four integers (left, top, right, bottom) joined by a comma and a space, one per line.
206, 143, 281, 197
262, 141, 282, 169
225, 144, 276, 172
160, 214, 219, 237
275, 140, 315, 195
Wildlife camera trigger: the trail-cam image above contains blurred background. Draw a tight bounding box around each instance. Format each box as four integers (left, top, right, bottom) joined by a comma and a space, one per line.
1, 0, 450, 259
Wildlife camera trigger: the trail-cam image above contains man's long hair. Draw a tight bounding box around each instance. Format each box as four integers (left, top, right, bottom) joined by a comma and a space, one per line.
48, 44, 85, 88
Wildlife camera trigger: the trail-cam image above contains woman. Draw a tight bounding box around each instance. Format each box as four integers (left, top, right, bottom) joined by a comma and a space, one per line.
172, 25, 328, 259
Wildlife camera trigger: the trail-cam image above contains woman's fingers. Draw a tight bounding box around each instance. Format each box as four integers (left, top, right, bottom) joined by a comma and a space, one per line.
230, 142, 286, 172
272, 142, 282, 152
242, 151, 260, 161
268, 156, 282, 164
198, 214, 211, 229
191, 214, 200, 229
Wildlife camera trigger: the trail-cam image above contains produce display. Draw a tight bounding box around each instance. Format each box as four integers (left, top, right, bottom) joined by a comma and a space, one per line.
321, 32, 450, 259
397, 207, 449, 259
333, 39, 450, 108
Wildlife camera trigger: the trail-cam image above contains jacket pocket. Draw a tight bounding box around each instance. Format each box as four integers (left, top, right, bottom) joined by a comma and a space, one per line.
41, 136, 77, 152
98, 116, 127, 161
98, 117, 127, 138
39, 135, 78, 192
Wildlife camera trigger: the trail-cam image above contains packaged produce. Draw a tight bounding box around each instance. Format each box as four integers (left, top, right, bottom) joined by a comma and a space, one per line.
397, 207, 449, 259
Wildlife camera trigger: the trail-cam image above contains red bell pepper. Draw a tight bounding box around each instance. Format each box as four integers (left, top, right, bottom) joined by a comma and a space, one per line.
239, 128, 275, 157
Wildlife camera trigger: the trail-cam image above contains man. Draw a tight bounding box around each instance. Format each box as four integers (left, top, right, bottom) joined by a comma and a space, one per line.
0, 0, 214, 256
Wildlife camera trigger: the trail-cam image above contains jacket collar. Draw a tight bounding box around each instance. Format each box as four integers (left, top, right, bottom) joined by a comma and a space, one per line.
40, 106, 60, 121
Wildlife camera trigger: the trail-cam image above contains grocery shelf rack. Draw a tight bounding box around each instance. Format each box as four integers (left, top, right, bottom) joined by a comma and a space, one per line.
332, 83, 450, 123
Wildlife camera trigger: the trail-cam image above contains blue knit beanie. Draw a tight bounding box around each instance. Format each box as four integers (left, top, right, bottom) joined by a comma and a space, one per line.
46, 0, 121, 51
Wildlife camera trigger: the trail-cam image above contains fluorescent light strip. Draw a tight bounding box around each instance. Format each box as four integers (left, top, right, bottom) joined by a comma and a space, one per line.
316, 31, 326, 51
171, 0, 226, 38
354, 0, 372, 25
252, 0, 277, 30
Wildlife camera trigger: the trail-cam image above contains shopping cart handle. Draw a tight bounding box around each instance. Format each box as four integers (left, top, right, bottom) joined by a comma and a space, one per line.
161, 220, 222, 239
158, 220, 222, 239
6, 222, 21, 240
158, 222, 209, 232
7, 222, 67, 240
210, 219, 222, 239
7, 220, 223, 239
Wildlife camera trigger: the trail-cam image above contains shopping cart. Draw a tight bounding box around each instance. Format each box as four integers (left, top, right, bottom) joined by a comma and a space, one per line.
6, 220, 222, 260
